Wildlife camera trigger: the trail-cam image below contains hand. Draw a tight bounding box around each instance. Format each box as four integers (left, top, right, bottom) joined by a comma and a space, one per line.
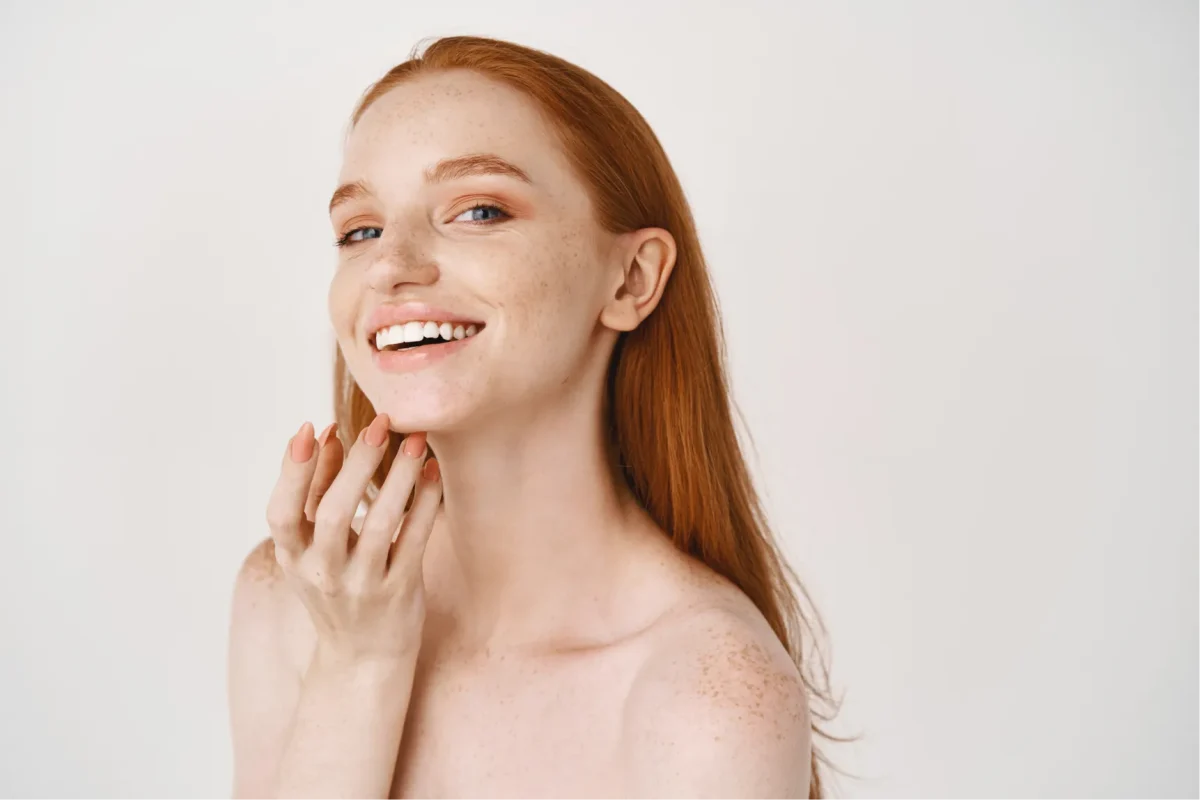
265, 413, 441, 666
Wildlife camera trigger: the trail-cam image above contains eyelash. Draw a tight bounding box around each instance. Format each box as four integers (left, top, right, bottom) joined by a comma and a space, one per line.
333, 201, 512, 248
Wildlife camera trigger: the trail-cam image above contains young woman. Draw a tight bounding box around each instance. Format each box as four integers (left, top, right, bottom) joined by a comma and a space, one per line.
228, 35, 838, 798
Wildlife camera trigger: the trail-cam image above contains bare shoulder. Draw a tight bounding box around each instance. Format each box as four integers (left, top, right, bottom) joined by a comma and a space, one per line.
227, 538, 314, 797
230, 537, 313, 673
230, 537, 291, 650
230, 537, 285, 639
622, 594, 813, 798
236, 536, 284, 591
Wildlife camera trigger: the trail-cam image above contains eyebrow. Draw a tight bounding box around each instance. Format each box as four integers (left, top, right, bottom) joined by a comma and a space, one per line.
328, 153, 533, 214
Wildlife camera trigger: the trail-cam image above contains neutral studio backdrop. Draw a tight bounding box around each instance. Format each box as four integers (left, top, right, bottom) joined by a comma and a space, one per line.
1, 1, 1195, 797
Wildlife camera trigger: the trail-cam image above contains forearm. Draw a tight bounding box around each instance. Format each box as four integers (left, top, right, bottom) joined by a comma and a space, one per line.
274, 649, 418, 798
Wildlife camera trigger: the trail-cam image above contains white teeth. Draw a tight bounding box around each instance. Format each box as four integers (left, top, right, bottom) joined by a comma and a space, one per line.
376, 325, 404, 348
403, 321, 425, 342
374, 320, 482, 349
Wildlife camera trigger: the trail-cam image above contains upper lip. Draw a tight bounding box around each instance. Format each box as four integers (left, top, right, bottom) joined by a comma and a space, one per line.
364, 302, 486, 339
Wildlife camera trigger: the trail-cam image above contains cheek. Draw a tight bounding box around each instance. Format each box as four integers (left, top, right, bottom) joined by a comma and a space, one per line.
504, 229, 604, 344
324, 268, 364, 357
327, 268, 358, 342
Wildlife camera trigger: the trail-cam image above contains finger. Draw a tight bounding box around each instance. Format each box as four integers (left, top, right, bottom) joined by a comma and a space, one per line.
353, 432, 428, 574
304, 423, 344, 523
265, 422, 319, 559
387, 456, 442, 578
310, 413, 392, 564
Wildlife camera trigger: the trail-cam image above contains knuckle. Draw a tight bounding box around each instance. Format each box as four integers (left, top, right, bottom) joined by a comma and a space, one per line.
313, 503, 350, 532
342, 570, 375, 596
344, 446, 381, 474
386, 570, 421, 603
383, 545, 415, 578
265, 504, 295, 531
359, 518, 397, 545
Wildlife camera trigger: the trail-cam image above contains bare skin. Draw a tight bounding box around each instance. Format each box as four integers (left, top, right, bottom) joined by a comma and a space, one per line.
232, 516, 811, 797
228, 68, 811, 798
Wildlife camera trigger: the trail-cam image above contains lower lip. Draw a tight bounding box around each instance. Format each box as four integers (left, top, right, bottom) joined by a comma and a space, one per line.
370, 331, 481, 373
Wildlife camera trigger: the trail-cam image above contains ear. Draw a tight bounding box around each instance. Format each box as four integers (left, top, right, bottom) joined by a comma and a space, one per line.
599, 227, 678, 333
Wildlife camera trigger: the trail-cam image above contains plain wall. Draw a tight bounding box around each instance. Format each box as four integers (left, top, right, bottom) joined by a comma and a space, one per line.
1, 1, 1195, 796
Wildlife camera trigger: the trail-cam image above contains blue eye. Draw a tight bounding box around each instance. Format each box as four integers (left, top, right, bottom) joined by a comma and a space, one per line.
453, 204, 509, 224
334, 227, 382, 248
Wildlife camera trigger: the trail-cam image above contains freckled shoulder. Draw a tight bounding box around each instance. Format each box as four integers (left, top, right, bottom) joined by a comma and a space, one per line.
231, 537, 315, 676
621, 604, 813, 796
239, 537, 284, 586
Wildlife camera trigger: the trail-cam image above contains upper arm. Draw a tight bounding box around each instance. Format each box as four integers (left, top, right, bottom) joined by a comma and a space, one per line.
227, 538, 306, 799
622, 608, 813, 798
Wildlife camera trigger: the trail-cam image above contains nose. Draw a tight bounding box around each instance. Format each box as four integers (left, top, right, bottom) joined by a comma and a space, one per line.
364, 228, 439, 293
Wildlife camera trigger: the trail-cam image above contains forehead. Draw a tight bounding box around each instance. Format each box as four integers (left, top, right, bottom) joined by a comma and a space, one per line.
340, 69, 573, 192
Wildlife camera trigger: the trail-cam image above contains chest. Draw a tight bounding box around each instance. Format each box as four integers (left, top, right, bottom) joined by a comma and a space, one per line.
389, 649, 640, 798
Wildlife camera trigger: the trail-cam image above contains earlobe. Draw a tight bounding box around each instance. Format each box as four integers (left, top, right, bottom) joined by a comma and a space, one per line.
599, 228, 677, 333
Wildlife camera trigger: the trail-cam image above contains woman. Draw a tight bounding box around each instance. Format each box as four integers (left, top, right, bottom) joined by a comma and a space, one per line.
228, 35, 838, 798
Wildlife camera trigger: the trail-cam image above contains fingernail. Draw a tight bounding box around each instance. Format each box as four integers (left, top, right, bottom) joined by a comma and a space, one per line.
290, 422, 315, 462
317, 422, 337, 447
422, 457, 440, 482
364, 414, 390, 447
403, 432, 427, 458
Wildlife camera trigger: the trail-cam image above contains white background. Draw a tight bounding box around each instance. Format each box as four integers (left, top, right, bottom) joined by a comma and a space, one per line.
1, 1, 1195, 797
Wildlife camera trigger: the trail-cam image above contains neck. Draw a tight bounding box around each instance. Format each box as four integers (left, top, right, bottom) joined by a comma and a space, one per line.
423, 385, 657, 655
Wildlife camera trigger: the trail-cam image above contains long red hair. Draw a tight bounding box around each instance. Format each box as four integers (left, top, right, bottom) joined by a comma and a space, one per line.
332, 35, 840, 797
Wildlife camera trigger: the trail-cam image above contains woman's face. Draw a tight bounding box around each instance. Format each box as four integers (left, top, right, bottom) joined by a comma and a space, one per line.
328, 69, 624, 433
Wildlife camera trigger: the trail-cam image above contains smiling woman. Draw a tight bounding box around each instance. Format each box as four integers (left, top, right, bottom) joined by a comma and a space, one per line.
228, 35, 839, 799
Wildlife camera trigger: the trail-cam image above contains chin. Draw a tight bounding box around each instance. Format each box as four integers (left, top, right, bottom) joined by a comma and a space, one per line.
359, 379, 481, 434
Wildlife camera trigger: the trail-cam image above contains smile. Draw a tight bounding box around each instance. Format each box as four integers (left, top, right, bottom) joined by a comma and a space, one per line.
368, 320, 486, 373
372, 320, 483, 352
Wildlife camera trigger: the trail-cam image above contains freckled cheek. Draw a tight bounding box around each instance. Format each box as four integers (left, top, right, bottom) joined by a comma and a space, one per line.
505, 251, 596, 344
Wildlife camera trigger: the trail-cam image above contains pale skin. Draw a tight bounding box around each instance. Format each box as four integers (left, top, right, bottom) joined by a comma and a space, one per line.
228, 68, 812, 798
